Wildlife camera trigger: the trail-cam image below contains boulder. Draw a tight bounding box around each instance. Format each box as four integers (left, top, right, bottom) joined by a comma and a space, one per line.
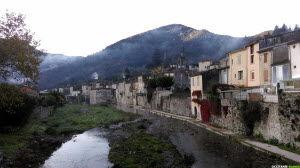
80, 108, 90, 113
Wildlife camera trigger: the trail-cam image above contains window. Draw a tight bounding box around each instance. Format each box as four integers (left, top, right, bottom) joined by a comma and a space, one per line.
294, 66, 297, 69
192, 78, 194, 86
238, 55, 241, 65
272, 67, 277, 84
251, 55, 254, 64
293, 45, 296, 49
238, 70, 243, 80
264, 70, 268, 82
235, 74, 236, 78
232, 59, 233, 65
264, 53, 268, 63
250, 71, 255, 80
197, 76, 199, 86
250, 45, 254, 54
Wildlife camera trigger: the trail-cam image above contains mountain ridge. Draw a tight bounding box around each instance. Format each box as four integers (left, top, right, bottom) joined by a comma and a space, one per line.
38, 24, 261, 90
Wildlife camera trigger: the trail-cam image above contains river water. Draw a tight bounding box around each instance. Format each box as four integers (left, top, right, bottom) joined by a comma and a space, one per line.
42, 128, 113, 168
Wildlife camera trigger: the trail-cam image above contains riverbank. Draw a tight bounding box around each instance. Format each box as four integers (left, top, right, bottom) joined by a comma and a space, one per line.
112, 104, 300, 167
0, 105, 137, 168
108, 118, 190, 168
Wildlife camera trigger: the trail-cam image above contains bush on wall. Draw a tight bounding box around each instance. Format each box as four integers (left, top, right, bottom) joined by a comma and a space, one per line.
240, 101, 262, 136
41, 91, 66, 108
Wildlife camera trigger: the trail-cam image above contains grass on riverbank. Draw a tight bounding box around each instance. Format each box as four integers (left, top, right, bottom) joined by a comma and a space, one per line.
109, 132, 188, 168
255, 134, 300, 155
0, 104, 137, 158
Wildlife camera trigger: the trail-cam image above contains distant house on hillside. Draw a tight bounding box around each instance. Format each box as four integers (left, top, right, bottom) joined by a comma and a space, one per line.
20, 87, 39, 97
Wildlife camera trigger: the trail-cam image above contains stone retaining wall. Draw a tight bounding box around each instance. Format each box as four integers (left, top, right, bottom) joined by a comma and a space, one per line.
32, 106, 54, 119
278, 92, 300, 148
211, 92, 300, 149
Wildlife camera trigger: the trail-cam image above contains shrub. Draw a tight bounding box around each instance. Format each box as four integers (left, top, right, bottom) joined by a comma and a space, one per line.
155, 76, 174, 88
269, 138, 279, 145
42, 91, 66, 108
0, 83, 36, 128
255, 133, 268, 143
241, 101, 262, 136
146, 76, 174, 103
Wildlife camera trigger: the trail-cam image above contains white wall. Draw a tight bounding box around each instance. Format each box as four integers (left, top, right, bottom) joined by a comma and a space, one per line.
289, 43, 300, 79
198, 61, 212, 72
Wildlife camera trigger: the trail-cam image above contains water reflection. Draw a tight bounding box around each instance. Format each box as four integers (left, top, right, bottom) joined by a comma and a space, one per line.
42, 128, 113, 168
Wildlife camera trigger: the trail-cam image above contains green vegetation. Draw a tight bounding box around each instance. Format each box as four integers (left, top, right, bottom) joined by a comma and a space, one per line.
240, 101, 262, 136
41, 91, 66, 108
0, 83, 36, 127
278, 144, 300, 155
146, 75, 174, 103
255, 133, 268, 143
255, 134, 300, 155
109, 132, 187, 168
0, 12, 43, 84
0, 105, 136, 158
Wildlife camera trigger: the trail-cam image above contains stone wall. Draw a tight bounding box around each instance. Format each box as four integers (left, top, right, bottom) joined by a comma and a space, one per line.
253, 103, 282, 141
278, 92, 300, 148
211, 99, 246, 134
66, 96, 81, 104
212, 92, 300, 149
149, 91, 192, 117
161, 97, 192, 117
32, 106, 54, 119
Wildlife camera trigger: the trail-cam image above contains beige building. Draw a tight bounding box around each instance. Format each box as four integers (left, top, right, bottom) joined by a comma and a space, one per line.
198, 60, 213, 72
228, 48, 248, 86
258, 49, 273, 88
190, 74, 203, 120
246, 41, 260, 87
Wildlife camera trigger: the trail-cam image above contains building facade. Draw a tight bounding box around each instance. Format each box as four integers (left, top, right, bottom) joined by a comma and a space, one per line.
229, 48, 248, 86
246, 41, 260, 87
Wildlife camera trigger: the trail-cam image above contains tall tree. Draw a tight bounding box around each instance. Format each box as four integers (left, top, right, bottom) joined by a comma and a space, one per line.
273, 25, 279, 35
294, 24, 300, 31
0, 12, 43, 84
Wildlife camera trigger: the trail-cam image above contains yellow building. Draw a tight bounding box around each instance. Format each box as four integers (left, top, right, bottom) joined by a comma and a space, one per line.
228, 48, 248, 87
245, 41, 260, 87
190, 74, 203, 120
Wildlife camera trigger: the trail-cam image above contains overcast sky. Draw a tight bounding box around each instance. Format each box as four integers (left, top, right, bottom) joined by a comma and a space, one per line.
1, 0, 299, 56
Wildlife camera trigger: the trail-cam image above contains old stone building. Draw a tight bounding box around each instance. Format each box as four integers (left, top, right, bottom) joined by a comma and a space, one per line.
89, 88, 114, 105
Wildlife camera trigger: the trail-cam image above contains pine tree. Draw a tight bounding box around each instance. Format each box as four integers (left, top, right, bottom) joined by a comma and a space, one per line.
294, 24, 300, 31
273, 25, 279, 35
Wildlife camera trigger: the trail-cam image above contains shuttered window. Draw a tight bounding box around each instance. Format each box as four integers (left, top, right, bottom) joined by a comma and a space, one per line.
264, 53, 268, 63
264, 70, 268, 82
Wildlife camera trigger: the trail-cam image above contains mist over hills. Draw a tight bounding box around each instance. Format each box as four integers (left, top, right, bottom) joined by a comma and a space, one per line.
38, 24, 261, 90
40, 54, 83, 72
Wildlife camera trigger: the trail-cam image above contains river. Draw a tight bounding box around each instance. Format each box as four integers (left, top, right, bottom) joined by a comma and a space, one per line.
41, 113, 289, 168
42, 128, 113, 168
